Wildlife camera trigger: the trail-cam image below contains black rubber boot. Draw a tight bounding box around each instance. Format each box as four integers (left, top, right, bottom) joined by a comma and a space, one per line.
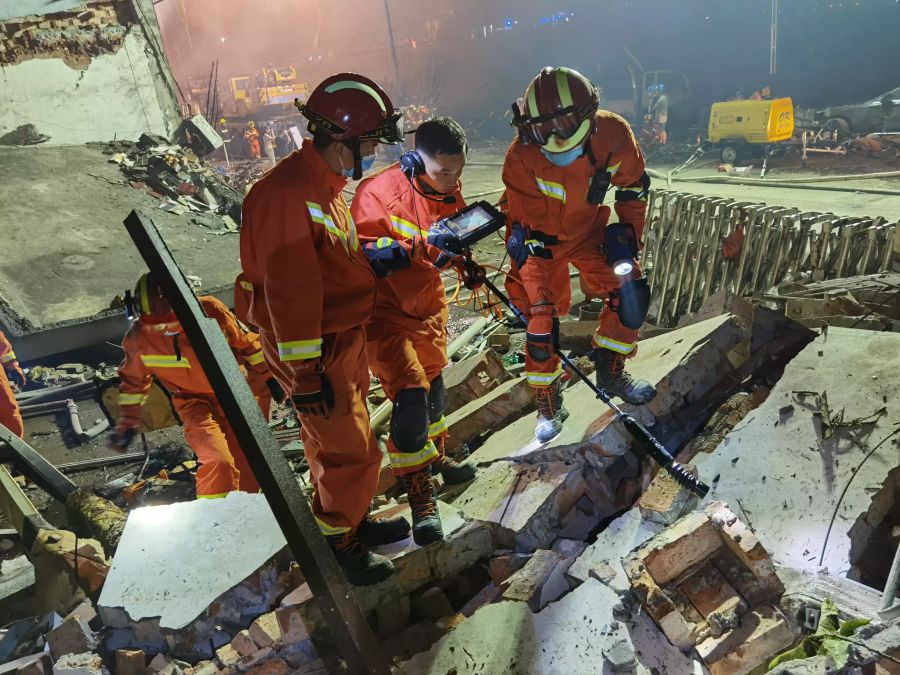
400, 468, 444, 545
326, 531, 394, 586
356, 513, 411, 546
592, 348, 656, 404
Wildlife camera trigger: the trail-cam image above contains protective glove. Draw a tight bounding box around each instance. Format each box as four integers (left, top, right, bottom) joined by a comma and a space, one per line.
109, 421, 137, 453
291, 372, 335, 418
3, 362, 26, 390
363, 238, 411, 278
266, 378, 287, 404
506, 222, 529, 268
426, 226, 464, 256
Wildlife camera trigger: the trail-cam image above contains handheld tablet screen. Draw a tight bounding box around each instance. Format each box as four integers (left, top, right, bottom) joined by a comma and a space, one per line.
445, 204, 493, 238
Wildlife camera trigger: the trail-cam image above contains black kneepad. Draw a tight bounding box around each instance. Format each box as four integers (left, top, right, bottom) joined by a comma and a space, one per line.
617, 278, 651, 329
427, 374, 448, 421
391, 387, 429, 453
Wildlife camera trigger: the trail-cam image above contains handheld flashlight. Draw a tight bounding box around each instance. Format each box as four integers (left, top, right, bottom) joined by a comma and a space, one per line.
605, 223, 639, 276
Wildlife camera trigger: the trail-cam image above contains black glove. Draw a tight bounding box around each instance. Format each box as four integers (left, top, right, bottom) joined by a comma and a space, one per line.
426, 227, 463, 256
291, 373, 335, 418
4, 363, 26, 390
266, 378, 286, 404
363, 238, 411, 278
109, 423, 137, 453
506, 222, 529, 268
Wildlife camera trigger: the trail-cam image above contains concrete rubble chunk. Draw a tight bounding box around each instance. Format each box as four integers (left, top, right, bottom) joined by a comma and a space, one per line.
696, 603, 795, 675
454, 460, 587, 551
215, 644, 240, 669
98, 493, 288, 630
13, 653, 51, 675
769, 655, 839, 674
236, 647, 274, 672
638, 464, 700, 525
47, 616, 97, 661
501, 549, 564, 611
230, 630, 257, 656
52, 653, 108, 675
443, 349, 513, 414
444, 376, 533, 457
693, 327, 900, 576
411, 587, 455, 622
242, 658, 288, 675
398, 578, 697, 674
469, 315, 749, 468
459, 583, 502, 617
113, 650, 144, 675
488, 552, 532, 586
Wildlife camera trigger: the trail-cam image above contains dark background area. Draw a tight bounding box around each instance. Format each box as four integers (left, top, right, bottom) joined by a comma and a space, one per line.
155, 0, 900, 135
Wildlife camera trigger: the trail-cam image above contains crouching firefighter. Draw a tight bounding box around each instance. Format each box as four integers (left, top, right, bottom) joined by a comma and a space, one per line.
110, 272, 281, 497
352, 117, 478, 546
504, 66, 656, 443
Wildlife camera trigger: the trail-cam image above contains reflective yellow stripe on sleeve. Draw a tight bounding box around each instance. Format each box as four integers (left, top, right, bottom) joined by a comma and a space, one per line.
390, 215, 421, 239
307, 201, 346, 243
246, 350, 266, 366
0, 353, 16, 364
277, 339, 322, 361
118, 392, 148, 406
535, 178, 566, 202
239, 279, 254, 291
140, 355, 191, 368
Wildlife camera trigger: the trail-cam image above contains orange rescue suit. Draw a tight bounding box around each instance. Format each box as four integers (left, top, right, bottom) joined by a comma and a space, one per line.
117, 296, 272, 497
352, 164, 463, 475
245, 127, 261, 160
502, 111, 648, 387
240, 139, 381, 537
0, 331, 24, 438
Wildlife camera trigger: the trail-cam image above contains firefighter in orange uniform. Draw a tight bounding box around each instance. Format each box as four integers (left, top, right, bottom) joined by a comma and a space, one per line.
245, 121, 261, 160
240, 73, 412, 586
110, 273, 278, 497
504, 67, 656, 443
352, 117, 478, 545
0, 331, 26, 438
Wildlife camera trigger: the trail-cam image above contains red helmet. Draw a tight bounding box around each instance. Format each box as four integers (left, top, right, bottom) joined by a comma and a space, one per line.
512, 67, 599, 153
297, 73, 404, 144
128, 272, 176, 326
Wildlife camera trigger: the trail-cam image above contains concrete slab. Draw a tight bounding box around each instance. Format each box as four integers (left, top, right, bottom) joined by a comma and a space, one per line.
444, 376, 533, 457
0, 145, 240, 336
453, 461, 587, 551
469, 315, 748, 468
397, 578, 698, 674
693, 327, 900, 576
98, 493, 286, 630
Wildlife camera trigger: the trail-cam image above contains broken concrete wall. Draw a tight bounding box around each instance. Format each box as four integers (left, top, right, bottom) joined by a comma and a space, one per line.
0, 0, 181, 145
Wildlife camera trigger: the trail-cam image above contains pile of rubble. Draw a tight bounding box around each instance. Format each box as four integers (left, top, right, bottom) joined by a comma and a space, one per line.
104, 133, 243, 233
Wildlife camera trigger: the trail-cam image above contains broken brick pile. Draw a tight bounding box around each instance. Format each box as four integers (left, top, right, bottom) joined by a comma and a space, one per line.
0, 2, 130, 69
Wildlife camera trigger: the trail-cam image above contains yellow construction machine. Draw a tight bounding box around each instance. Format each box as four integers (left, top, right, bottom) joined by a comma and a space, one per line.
229, 66, 310, 117
707, 97, 795, 164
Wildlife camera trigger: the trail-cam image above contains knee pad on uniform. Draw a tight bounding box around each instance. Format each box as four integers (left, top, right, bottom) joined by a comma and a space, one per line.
427, 374, 448, 421
391, 387, 429, 453
526, 314, 559, 363
616, 278, 651, 329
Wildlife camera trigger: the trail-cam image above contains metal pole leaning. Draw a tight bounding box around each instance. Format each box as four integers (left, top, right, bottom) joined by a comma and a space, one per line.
122, 210, 390, 675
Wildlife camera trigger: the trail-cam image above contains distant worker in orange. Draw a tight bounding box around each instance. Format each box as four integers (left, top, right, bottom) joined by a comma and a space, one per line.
241, 73, 411, 586
352, 117, 478, 545
245, 121, 261, 160
110, 272, 280, 498
504, 66, 656, 443
0, 330, 26, 438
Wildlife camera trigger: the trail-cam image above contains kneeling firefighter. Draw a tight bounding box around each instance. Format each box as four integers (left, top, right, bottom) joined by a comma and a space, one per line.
503, 66, 656, 443
110, 272, 280, 497
352, 117, 478, 546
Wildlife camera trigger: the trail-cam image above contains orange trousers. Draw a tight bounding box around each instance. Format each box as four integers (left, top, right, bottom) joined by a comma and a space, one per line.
0, 368, 23, 438
172, 395, 260, 497
367, 322, 446, 476
263, 326, 382, 536
520, 225, 643, 387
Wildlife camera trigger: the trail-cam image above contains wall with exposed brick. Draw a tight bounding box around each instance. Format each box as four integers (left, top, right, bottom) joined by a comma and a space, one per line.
0, 0, 180, 145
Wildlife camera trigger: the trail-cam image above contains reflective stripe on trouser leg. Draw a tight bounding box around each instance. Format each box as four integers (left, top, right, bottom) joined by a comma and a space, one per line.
174, 396, 241, 498
526, 365, 563, 387
591, 333, 635, 355
428, 415, 448, 439
389, 438, 439, 476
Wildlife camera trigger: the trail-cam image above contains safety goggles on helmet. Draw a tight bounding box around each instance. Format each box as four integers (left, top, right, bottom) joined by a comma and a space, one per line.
298, 103, 405, 144
511, 101, 595, 150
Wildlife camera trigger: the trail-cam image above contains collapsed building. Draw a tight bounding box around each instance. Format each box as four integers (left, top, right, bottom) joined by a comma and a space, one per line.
1, 2, 900, 675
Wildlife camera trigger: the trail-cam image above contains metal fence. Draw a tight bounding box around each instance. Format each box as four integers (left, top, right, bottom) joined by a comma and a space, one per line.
640, 190, 899, 326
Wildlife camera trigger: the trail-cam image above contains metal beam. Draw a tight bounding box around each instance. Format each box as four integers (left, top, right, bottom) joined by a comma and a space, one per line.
0, 463, 51, 548
122, 210, 390, 675
0, 424, 78, 503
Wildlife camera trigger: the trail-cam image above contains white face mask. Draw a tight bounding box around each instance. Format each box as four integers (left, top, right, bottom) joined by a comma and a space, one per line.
339, 152, 376, 178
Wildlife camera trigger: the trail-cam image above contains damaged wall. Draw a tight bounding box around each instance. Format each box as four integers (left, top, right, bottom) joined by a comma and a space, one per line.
0, 0, 181, 145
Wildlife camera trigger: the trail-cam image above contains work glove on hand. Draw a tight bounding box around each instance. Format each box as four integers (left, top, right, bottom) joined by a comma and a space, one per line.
109, 421, 137, 453
291, 369, 335, 419
506, 222, 530, 268
363, 238, 411, 278
3, 362, 26, 390
426, 227, 464, 256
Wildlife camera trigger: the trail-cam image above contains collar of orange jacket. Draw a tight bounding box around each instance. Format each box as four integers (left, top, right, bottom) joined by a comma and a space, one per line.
300, 138, 349, 195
